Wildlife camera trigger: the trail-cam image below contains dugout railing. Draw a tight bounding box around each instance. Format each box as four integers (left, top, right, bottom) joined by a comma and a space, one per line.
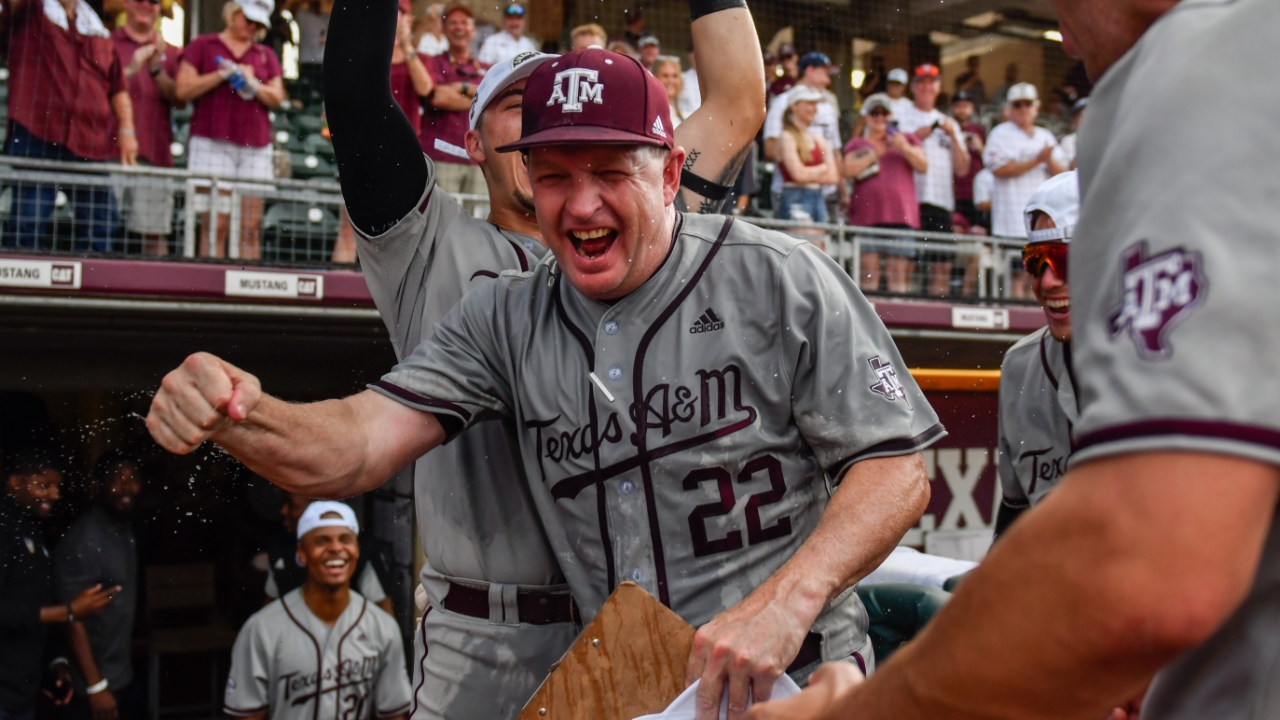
0, 157, 1031, 300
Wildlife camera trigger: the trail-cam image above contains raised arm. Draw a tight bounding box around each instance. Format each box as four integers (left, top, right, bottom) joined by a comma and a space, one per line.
672, 0, 766, 213
325, 0, 429, 235
146, 353, 442, 497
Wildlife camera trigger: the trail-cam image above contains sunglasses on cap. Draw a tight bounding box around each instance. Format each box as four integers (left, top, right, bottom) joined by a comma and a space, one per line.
1022, 242, 1068, 281
914, 64, 939, 78
504, 4, 524, 14
867, 108, 891, 117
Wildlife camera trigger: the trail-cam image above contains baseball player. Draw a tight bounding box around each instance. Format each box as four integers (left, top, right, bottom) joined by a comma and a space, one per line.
993, 171, 1079, 536
743, 1, 1280, 719
320, 0, 764, 715
148, 47, 941, 720
224, 502, 412, 720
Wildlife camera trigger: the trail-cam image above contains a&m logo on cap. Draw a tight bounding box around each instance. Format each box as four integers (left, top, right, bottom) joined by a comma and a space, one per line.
1108, 240, 1205, 360
547, 68, 604, 113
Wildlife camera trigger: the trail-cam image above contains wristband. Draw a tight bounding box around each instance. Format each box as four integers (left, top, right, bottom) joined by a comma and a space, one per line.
119, 129, 136, 136
86, 679, 109, 695
680, 168, 731, 200
687, 0, 745, 21
66, 603, 74, 622
149, 64, 162, 76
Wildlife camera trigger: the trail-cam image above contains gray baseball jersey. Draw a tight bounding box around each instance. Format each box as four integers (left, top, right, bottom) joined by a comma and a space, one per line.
996, 327, 1077, 508
1071, 1, 1280, 718
354, 155, 578, 720
224, 589, 412, 720
372, 213, 945, 667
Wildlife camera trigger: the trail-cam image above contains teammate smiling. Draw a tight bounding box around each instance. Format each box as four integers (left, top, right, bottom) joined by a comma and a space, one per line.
225, 502, 411, 720
994, 172, 1079, 533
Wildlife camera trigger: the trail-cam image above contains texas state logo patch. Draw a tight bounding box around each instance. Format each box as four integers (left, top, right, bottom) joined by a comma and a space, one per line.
1107, 240, 1206, 360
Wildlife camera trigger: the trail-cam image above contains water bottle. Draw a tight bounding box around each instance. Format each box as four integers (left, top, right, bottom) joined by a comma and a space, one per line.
215, 55, 256, 100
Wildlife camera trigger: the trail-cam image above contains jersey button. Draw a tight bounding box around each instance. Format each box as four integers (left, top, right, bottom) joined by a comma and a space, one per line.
607, 365, 623, 381
620, 479, 634, 495
629, 568, 643, 582
604, 320, 619, 336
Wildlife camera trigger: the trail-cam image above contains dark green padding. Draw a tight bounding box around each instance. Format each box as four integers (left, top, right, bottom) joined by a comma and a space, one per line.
856, 583, 951, 662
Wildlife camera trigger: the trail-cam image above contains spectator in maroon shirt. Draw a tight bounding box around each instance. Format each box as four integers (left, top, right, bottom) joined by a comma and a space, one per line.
421, 0, 488, 195
3, 0, 138, 251
175, 0, 286, 260
390, 0, 433, 144
112, 0, 184, 255
842, 94, 929, 294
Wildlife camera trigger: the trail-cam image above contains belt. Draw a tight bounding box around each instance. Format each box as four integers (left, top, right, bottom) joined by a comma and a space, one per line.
786, 632, 824, 674
785, 633, 867, 676
443, 581, 577, 626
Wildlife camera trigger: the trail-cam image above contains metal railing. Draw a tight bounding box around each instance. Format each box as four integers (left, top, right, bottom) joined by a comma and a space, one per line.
739, 216, 1031, 301
0, 157, 490, 265
0, 158, 1033, 300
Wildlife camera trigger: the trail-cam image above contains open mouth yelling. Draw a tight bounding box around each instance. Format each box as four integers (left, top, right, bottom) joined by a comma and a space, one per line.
1044, 296, 1070, 321
569, 228, 618, 260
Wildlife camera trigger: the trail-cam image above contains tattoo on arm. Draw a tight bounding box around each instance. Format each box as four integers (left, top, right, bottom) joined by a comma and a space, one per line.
676, 144, 752, 215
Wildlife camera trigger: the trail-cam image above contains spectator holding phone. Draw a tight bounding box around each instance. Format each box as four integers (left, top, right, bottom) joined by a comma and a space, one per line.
55, 450, 143, 720
843, 93, 927, 294
896, 64, 970, 296
176, 0, 286, 259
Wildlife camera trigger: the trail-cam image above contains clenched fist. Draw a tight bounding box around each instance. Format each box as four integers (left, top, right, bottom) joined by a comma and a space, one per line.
147, 352, 262, 454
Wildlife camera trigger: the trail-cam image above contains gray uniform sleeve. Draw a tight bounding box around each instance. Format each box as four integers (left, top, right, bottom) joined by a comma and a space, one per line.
373, 615, 412, 717
224, 615, 272, 717
1071, 3, 1280, 469
780, 244, 945, 480
370, 279, 516, 438
353, 154, 459, 359
356, 565, 386, 603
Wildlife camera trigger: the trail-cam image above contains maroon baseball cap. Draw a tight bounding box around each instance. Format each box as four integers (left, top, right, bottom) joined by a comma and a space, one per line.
496, 48, 675, 153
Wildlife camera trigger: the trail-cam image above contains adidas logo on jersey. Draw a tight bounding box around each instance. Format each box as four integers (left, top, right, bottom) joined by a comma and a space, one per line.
689, 308, 724, 334
651, 115, 667, 138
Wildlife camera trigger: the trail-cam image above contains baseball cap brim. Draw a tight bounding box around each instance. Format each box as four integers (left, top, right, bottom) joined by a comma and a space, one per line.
468, 52, 557, 130
497, 124, 667, 153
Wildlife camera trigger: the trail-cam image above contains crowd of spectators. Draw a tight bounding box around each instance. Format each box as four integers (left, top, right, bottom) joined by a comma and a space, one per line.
747, 50, 1081, 297
0, 0, 1083, 299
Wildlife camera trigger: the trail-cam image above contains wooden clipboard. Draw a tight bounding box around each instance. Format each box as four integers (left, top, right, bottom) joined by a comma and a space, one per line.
517, 582, 695, 720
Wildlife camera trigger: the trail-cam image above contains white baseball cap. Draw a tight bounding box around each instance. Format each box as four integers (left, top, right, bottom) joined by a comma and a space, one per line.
296, 501, 359, 541
238, 0, 273, 27
860, 93, 894, 116
787, 85, 825, 107
1006, 82, 1039, 106
887, 68, 909, 85
1024, 171, 1079, 242
468, 51, 558, 130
